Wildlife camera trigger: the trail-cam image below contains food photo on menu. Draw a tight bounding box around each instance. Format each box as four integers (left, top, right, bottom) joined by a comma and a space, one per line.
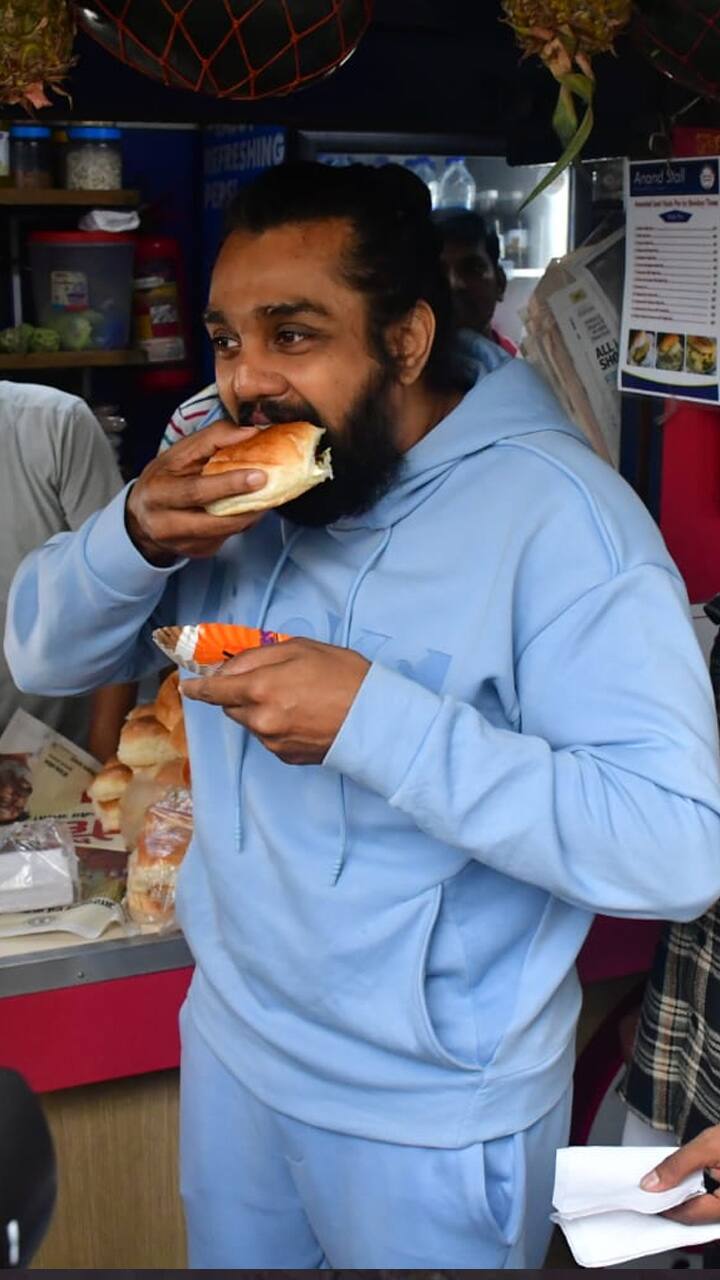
686, 334, 718, 376
627, 328, 655, 368
655, 332, 686, 373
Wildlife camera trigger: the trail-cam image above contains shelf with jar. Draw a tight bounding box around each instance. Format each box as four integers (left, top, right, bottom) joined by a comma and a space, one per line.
0, 349, 156, 371
0, 188, 139, 207
0, 122, 192, 396
1, 121, 127, 196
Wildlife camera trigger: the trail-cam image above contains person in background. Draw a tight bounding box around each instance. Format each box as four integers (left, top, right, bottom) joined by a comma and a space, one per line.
6, 163, 720, 1270
160, 383, 221, 452
0, 381, 135, 760
617, 592, 720, 1268
433, 208, 518, 356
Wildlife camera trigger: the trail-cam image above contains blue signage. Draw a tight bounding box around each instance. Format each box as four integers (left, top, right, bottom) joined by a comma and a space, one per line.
201, 124, 287, 378
629, 157, 719, 199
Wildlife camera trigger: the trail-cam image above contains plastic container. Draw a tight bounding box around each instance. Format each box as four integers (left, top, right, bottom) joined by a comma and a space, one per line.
505, 221, 528, 268
132, 236, 188, 363
437, 157, 476, 211
408, 157, 439, 208
10, 124, 51, 189
65, 125, 122, 190
28, 231, 136, 350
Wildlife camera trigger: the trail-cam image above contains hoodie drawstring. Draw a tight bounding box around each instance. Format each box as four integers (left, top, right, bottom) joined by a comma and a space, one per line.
235, 522, 393, 886
235, 527, 303, 849
330, 528, 392, 886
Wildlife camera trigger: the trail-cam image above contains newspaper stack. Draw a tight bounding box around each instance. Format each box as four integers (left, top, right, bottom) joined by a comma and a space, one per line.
522, 226, 625, 469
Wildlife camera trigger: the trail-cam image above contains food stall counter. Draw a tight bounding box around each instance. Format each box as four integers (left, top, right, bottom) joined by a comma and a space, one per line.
0, 928, 193, 1092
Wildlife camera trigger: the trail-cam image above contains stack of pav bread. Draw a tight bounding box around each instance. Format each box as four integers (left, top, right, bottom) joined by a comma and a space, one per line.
88, 670, 189, 834
88, 670, 192, 927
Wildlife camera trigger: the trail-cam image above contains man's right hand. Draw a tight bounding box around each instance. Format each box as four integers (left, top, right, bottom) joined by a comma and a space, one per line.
125, 421, 267, 565
640, 1126, 720, 1225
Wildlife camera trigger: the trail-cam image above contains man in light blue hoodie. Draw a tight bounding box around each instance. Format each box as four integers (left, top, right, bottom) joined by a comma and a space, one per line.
6, 162, 720, 1270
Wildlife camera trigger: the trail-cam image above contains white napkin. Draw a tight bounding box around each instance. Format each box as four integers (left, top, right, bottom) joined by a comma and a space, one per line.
552, 1145, 720, 1267
78, 210, 140, 232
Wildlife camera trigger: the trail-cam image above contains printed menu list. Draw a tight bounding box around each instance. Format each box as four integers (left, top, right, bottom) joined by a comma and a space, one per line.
620, 157, 720, 403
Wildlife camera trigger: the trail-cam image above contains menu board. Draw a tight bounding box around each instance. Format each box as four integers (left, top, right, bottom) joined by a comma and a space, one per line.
619, 157, 720, 403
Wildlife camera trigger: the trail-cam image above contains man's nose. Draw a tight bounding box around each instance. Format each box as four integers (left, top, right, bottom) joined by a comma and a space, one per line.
230, 352, 289, 401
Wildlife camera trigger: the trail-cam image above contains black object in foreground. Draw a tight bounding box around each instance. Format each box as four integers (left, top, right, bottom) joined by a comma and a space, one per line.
0, 1067, 56, 1266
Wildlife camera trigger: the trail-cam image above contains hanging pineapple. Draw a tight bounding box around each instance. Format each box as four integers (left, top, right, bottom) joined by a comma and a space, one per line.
0, 0, 76, 112
502, 0, 632, 205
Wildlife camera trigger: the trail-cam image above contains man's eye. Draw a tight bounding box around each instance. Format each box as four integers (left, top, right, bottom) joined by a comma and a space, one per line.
276, 328, 312, 347
210, 333, 239, 353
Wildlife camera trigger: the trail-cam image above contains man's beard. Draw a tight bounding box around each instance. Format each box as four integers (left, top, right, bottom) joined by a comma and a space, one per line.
230, 366, 403, 527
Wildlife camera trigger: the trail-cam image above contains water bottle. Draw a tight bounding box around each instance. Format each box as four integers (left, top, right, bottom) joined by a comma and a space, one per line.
437, 157, 476, 211
408, 156, 439, 208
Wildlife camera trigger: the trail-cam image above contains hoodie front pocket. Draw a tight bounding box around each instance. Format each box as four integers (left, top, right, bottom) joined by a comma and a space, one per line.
459, 1128, 526, 1249
414, 884, 483, 1073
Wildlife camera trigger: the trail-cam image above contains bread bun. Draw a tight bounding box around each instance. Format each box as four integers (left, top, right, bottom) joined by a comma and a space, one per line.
92, 796, 122, 835
125, 703, 155, 722
169, 715, 188, 758
126, 796, 192, 924
201, 421, 332, 516
89, 756, 132, 803
659, 333, 681, 353
126, 849, 178, 924
154, 670, 183, 732
154, 758, 191, 791
117, 715, 183, 769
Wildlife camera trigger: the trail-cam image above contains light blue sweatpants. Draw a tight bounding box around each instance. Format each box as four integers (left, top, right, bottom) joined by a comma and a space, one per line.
179, 1000, 571, 1269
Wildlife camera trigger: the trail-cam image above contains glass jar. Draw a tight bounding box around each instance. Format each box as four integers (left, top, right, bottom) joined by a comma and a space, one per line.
92, 403, 127, 469
10, 124, 52, 189
65, 125, 122, 191
51, 122, 71, 188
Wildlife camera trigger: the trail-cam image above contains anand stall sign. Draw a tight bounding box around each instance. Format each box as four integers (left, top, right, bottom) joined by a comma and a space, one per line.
620, 157, 720, 403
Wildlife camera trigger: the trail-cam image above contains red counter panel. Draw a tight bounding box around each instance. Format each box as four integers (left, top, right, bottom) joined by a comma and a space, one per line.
0, 966, 193, 1093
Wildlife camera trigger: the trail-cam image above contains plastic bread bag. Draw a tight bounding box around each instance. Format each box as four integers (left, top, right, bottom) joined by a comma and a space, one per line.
126, 786, 193, 928
118, 758, 191, 853
153, 623, 289, 675
0, 818, 79, 913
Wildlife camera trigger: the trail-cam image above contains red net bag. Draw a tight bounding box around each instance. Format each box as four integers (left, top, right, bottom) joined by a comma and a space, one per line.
76, 0, 373, 100
633, 0, 720, 101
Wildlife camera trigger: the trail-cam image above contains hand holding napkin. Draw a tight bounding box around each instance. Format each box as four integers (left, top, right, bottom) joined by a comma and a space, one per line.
552, 1146, 720, 1266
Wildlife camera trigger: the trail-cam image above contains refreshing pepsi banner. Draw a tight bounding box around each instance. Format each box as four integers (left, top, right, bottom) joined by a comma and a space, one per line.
201, 124, 287, 381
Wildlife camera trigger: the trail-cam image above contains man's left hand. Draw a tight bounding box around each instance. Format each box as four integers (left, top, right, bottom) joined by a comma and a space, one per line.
182, 638, 370, 764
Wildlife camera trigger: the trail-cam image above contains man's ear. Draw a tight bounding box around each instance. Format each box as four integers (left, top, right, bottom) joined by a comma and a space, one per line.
496, 265, 507, 303
386, 301, 436, 385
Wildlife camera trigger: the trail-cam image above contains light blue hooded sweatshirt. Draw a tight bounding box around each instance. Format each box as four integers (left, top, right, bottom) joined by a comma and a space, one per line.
6, 339, 720, 1147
